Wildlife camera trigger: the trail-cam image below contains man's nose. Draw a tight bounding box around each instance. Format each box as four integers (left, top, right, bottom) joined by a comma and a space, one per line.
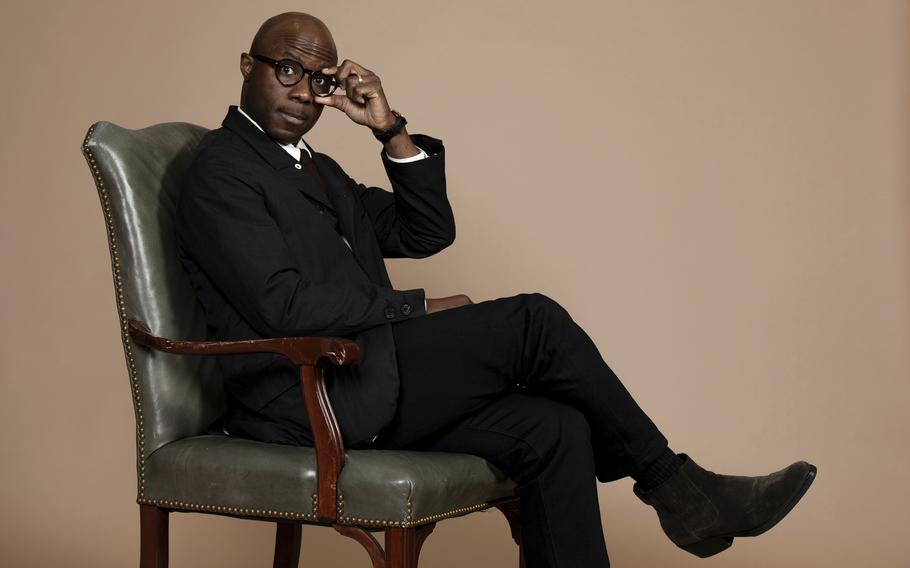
289, 76, 313, 102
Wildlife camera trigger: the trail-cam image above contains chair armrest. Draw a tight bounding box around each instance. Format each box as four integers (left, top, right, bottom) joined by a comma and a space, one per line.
127, 318, 355, 522
128, 319, 361, 366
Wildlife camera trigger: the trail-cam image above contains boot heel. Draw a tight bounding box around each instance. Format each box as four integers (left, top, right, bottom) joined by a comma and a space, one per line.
679, 536, 734, 558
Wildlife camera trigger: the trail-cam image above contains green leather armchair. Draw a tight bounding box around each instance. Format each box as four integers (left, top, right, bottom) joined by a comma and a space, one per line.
82, 121, 524, 567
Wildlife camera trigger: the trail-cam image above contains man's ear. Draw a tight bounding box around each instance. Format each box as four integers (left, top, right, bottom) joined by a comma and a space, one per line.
240, 52, 253, 81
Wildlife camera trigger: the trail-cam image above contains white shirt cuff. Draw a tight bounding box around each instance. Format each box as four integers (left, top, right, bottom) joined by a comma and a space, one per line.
385, 146, 428, 163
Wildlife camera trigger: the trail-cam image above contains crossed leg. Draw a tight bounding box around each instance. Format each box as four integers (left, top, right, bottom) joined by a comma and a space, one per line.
376, 292, 675, 567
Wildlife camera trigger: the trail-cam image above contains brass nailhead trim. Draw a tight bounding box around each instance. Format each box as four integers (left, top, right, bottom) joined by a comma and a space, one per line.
338, 500, 496, 528
138, 498, 319, 521
138, 496, 496, 528
83, 125, 149, 499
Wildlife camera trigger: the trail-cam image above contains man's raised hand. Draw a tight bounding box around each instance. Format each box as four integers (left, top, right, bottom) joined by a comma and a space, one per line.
315, 59, 397, 133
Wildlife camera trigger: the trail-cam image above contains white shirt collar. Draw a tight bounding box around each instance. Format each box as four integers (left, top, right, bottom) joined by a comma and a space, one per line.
236, 106, 313, 160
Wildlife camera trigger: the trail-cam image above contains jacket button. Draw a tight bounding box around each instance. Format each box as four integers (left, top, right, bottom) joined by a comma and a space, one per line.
294, 163, 302, 170
400, 303, 411, 315
384, 308, 396, 319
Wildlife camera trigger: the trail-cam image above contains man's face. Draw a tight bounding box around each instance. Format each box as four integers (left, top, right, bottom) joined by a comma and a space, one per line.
240, 20, 338, 144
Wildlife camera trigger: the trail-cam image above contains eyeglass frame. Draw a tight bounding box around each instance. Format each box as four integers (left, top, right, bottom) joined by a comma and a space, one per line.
249, 53, 340, 95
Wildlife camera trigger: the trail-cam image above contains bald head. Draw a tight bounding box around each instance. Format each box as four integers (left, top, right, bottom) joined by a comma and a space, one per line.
239, 12, 338, 144
249, 12, 336, 58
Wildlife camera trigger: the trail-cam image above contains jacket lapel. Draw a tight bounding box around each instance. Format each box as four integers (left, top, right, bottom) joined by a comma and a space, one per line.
276, 166, 336, 212
222, 106, 335, 211
311, 155, 378, 277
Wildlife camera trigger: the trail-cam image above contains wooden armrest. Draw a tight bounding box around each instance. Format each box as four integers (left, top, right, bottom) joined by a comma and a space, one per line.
127, 318, 354, 522
128, 319, 361, 366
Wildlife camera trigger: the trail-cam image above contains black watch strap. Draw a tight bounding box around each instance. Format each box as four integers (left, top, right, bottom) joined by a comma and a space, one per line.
374, 111, 407, 143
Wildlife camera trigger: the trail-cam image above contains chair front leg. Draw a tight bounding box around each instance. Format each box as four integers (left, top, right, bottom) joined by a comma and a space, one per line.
273, 522, 302, 568
385, 527, 418, 568
139, 505, 169, 568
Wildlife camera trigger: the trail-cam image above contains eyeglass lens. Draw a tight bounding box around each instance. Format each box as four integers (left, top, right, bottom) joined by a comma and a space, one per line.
274, 59, 336, 95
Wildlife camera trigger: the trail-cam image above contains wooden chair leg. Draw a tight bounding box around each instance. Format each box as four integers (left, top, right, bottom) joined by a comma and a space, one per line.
273, 522, 302, 568
385, 527, 418, 567
334, 525, 385, 567
496, 499, 525, 568
139, 505, 169, 568
334, 522, 436, 567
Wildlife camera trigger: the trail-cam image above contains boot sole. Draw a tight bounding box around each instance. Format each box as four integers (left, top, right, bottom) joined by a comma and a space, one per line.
678, 464, 817, 558
680, 536, 734, 557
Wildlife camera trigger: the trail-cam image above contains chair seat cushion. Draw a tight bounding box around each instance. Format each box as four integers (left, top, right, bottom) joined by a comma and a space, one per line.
143, 435, 517, 527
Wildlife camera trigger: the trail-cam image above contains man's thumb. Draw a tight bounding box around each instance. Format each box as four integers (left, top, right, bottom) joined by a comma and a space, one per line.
314, 94, 346, 110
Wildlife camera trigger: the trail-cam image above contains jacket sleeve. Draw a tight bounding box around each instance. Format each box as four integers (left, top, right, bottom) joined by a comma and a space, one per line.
334, 134, 456, 259
177, 162, 426, 338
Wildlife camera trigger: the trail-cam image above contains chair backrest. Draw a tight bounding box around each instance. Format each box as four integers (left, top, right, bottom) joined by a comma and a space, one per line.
82, 121, 223, 464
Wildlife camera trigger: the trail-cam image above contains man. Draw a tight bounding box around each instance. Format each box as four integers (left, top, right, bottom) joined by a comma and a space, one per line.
176, 12, 817, 567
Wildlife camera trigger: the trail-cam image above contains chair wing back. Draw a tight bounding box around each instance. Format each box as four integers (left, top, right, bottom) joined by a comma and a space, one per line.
82, 121, 223, 463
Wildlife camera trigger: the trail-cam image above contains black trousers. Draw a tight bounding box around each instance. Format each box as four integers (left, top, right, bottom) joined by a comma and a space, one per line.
231, 293, 670, 567
374, 293, 670, 567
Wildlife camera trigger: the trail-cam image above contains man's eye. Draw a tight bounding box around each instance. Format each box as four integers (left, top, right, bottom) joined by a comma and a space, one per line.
312, 76, 326, 86
279, 65, 296, 75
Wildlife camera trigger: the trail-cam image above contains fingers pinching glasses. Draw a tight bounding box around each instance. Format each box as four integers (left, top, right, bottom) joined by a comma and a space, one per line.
323, 60, 373, 91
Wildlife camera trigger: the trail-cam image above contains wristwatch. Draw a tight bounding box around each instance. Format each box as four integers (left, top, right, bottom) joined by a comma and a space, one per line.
374, 110, 407, 143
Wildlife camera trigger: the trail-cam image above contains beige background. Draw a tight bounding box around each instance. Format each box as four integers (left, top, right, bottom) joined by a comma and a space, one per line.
1, 0, 908, 566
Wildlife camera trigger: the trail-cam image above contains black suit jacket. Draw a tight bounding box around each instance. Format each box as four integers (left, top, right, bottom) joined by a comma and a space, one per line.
176, 106, 455, 448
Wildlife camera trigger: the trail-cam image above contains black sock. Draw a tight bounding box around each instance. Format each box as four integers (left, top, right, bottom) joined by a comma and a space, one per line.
633, 447, 684, 491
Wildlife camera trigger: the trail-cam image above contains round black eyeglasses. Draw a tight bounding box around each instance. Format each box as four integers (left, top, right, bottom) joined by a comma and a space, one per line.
250, 53, 339, 96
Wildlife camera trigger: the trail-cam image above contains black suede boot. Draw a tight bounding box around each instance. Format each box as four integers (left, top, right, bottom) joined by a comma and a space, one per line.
633, 453, 817, 558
